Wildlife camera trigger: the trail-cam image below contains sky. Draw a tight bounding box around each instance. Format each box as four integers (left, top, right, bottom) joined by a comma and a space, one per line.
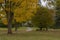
40, 0, 54, 9
40, 0, 47, 7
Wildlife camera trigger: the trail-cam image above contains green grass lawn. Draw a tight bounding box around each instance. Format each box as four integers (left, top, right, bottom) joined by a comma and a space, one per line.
0, 27, 60, 40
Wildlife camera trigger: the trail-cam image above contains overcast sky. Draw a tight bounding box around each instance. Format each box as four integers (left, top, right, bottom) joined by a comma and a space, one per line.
40, 0, 54, 9
40, 0, 47, 7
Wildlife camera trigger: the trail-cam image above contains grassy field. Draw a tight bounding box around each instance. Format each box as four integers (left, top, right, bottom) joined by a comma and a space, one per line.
0, 27, 60, 40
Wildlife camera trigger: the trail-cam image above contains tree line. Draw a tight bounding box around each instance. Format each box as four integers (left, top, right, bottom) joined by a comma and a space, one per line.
0, 0, 60, 34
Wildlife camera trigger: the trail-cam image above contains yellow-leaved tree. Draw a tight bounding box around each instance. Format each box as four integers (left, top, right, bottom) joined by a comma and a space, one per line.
0, 0, 38, 34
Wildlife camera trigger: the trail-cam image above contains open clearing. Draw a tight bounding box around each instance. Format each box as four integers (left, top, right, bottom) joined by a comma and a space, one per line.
0, 28, 60, 40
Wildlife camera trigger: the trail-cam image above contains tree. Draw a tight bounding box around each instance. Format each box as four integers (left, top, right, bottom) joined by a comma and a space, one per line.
14, 0, 38, 31
0, 0, 38, 34
55, 0, 60, 27
0, 0, 25, 34
32, 6, 55, 31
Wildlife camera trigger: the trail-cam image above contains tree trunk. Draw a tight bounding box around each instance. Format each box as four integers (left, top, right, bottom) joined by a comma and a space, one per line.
14, 20, 18, 32
15, 26, 18, 32
6, 11, 14, 34
46, 27, 48, 31
7, 22, 12, 34
40, 27, 43, 31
